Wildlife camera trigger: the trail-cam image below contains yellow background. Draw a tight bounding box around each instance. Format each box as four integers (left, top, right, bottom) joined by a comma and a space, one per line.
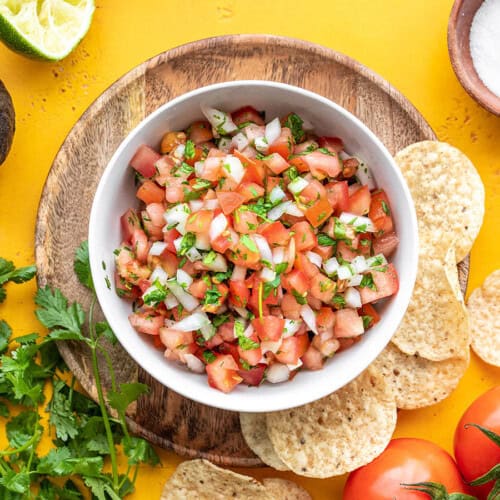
1, 0, 499, 498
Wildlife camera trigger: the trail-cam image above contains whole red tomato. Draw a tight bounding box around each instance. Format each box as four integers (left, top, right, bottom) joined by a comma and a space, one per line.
343, 438, 470, 499
454, 386, 500, 499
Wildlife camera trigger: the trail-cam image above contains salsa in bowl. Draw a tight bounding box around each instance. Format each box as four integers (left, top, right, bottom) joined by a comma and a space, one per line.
89, 81, 418, 412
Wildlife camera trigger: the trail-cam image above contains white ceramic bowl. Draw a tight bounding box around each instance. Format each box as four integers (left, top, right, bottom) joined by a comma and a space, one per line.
89, 81, 418, 413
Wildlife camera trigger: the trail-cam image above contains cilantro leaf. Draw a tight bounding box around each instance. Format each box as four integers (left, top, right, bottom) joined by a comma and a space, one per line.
84, 476, 123, 500
212, 314, 229, 328
203, 287, 222, 306
178, 232, 196, 256
123, 436, 159, 466
240, 234, 258, 253
47, 380, 79, 442
95, 321, 117, 345
274, 262, 288, 274
202, 350, 216, 363
292, 289, 307, 305
332, 294, 346, 308
0, 320, 12, 354
0, 469, 30, 494
234, 320, 259, 350
74, 241, 94, 291
6, 410, 42, 448
362, 315, 373, 329
0, 258, 15, 284
184, 140, 195, 160
108, 383, 149, 418
317, 233, 336, 247
0, 258, 36, 303
283, 113, 305, 143
0, 401, 9, 417
359, 273, 377, 291
263, 275, 281, 299
7, 265, 36, 284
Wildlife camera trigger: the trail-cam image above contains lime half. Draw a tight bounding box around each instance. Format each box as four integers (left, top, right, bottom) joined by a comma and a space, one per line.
0, 0, 95, 61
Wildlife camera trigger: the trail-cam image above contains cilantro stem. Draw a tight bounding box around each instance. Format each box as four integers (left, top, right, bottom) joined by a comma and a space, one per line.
88, 295, 120, 492
0, 429, 41, 456
258, 281, 263, 319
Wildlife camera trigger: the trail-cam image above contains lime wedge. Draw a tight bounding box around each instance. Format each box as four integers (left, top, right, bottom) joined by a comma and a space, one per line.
0, 0, 95, 61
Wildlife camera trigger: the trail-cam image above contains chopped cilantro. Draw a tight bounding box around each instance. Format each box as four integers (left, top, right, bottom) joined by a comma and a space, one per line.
263, 275, 281, 299
359, 273, 377, 291
213, 313, 230, 328
332, 294, 346, 308
362, 315, 373, 329
179, 232, 196, 255
193, 178, 212, 191
381, 200, 390, 215
237, 120, 254, 129
274, 262, 288, 274
202, 350, 216, 363
334, 219, 348, 240
317, 233, 336, 246
234, 320, 259, 350
179, 162, 194, 175
184, 140, 195, 160
283, 113, 305, 143
240, 234, 258, 253
183, 188, 203, 201
317, 147, 335, 156
239, 359, 251, 370
204, 287, 222, 306
292, 289, 307, 305
143, 280, 167, 305
285, 166, 299, 180
166, 222, 179, 230
203, 251, 217, 265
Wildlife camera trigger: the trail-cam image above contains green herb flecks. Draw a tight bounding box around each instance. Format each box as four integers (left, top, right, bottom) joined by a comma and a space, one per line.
283, 113, 305, 143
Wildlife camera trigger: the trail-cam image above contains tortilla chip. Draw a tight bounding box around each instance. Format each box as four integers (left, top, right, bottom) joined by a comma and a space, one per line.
392, 246, 470, 361
373, 343, 469, 409
468, 270, 500, 366
395, 141, 484, 263
265, 367, 396, 478
160, 459, 266, 499
262, 478, 312, 500
240, 413, 289, 471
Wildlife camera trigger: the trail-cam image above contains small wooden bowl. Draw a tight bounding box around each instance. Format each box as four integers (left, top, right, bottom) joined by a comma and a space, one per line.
448, 0, 500, 115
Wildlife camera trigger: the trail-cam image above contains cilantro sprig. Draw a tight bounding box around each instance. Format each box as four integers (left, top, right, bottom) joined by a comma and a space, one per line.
0, 257, 36, 303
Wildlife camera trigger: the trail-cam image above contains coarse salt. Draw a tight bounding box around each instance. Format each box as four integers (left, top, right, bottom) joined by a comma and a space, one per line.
470, 0, 500, 98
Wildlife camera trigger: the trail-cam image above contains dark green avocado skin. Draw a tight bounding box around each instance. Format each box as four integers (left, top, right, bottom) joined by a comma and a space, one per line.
0, 80, 15, 165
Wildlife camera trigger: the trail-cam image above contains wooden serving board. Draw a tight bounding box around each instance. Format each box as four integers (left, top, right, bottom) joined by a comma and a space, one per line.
35, 35, 468, 467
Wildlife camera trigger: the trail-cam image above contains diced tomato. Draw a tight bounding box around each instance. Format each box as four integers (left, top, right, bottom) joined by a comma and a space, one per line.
227, 241, 261, 270
229, 280, 250, 308
211, 233, 233, 253
218, 322, 236, 343
136, 278, 152, 294
187, 120, 213, 144
373, 231, 399, 257
264, 153, 290, 175
136, 180, 165, 205
237, 182, 265, 202
131, 229, 150, 263
185, 210, 214, 233
159, 328, 194, 350
154, 156, 175, 186
291, 221, 317, 252
120, 208, 141, 243
347, 185, 371, 215
231, 105, 265, 126
145, 203, 166, 227
206, 354, 242, 393
313, 245, 334, 260
284, 270, 309, 296
302, 151, 342, 179
216, 191, 246, 215
235, 153, 266, 186
165, 185, 185, 204
289, 156, 310, 173
259, 221, 291, 247
336, 241, 360, 262
129, 312, 164, 336
316, 307, 336, 331
293, 140, 317, 154
305, 196, 333, 228
189, 279, 209, 299
114, 271, 140, 299
275, 334, 309, 365
301, 345, 324, 370
356, 233, 373, 257
310, 274, 336, 303
130, 145, 161, 178
205, 333, 223, 349
268, 127, 293, 159
200, 157, 223, 181
359, 263, 399, 304
238, 364, 266, 386
325, 181, 349, 214
202, 283, 229, 314
265, 175, 282, 195
252, 316, 285, 342
300, 179, 327, 204
142, 215, 163, 241
163, 228, 181, 254
234, 209, 259, 234
369, 190, 394, 234
238, 337, 262, 366
358, 303, 380, 328
317, 136, 344, 153
334, 309, 364, 338
294, 252, 320, 279
183, 145, 204, 167
281, 293, 302, 320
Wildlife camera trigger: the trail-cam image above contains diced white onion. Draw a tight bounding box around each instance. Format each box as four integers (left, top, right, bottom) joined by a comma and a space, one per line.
243, 323, 254, 338
348, 274, 363, 287
175, 311, 210, 332
231, 265, 246, 282
260, 267, 276, 282
269, 186, 286, 204
222, 155, 245, 184
258, 356, 269, 365
300, 304, 318, 334
267, 201, 292, 221
201, 105, 238, 135
164, 293, 179, 310
339, 212, 375, 232
232, 132, 249, 151
253, 234, 272, 264
150, 266, 168, 284
306, 251, 323, 268
194, 161, 205, 177
254, 136, 269, 153
218, 137, 232, 153
195, 233, 211, 251
261, 338, 283, 355
204, 253, 228, 272
355, 159, 376, 190
284, 202, 304, 217
176, 269, 193, 288
184, 353, 205, 374
265, 117, 281, 145
283, 319, 302, 338
344, 287, 362, 308
351, 256, 368, 274
164, 319, 177, 328
366, 254, 388, 268
266, 363, 290, 383
287, 359, 303, 371
173, 236, 183, 253
149, 241, 168, 257
323, 257, 340, 276
272, 247, 285, 265
338, 265, 354, 280
186, 246, 203, 262
209, 213, 228, 241
173, 143, 185, 159
189, 200, 204, 212
200, 323, 216, 341
165, 281, 199, 311
204, 199, 220, 210
233, 306, 251, 319
288, 176, 309, 194
164, 203, 190, 235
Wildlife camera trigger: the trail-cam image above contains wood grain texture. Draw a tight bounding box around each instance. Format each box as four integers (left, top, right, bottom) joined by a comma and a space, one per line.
35, 34, 468, 467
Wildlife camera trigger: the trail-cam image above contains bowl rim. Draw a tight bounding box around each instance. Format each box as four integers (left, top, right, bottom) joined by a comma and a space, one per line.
89, 79, 419, 412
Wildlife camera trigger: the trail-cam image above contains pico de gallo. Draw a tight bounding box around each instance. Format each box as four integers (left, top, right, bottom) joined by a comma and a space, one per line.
114, 104, 400, 393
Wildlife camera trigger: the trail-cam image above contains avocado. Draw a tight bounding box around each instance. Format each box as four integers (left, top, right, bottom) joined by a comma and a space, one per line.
0, 80, 15, 165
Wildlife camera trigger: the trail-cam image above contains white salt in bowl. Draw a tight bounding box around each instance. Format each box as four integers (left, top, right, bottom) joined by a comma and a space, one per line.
88, 81, 418, 413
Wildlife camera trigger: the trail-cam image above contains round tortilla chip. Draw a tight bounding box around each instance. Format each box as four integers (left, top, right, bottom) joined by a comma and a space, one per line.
160, 459, 267, 499
265, 367, 397, 478
395, 141, 484, 263
468, 270, 500, 367
373, 343, 469, 410
392, 246, 471, 361
262, 478, 312, 500
240, 413, 289, 471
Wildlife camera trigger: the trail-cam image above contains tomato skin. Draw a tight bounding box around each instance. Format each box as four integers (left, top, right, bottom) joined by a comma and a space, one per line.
231, 105, 265, 126
216, 191, 246, 215
229, 280, 250, 308
120, 208, 141, 243
359, 263, 399, 304
252, 316, 285, 341
454, 386, 500, 499
130, 144, 161, 178
343, 438, 471, 500
268, 127, 293, 159
206, 354, 242, 393
347, 185, 371, 215
259, 221, 291, 247
187, 120, 213, 144
136, 180, 165, 204
291, 221, 317, 252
